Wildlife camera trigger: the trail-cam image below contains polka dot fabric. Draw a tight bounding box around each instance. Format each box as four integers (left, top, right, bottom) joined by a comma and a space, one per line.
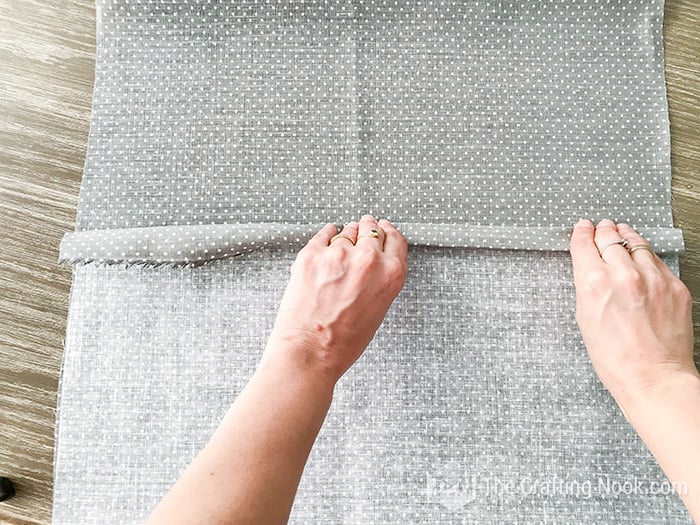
54, 248, 690, 523
53, 1, 691, 524
60, 223, 684, 266
68, 0, 683, 263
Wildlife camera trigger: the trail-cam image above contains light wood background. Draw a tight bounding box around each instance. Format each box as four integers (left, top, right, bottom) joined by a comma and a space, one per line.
0, 1, 698, 523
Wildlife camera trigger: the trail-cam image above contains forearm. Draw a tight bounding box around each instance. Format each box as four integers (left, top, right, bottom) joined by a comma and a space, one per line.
146, 345, 335, 525
147, 216, 406, 523
616, 370, 700, 522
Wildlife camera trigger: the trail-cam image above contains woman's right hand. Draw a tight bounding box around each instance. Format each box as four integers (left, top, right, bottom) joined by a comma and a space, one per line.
571, 218, 700, 522
264, 215, 408, 385
569, 219, 697, 404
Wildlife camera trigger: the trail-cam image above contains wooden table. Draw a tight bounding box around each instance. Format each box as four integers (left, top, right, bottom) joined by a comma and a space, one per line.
0, 1, 698, 522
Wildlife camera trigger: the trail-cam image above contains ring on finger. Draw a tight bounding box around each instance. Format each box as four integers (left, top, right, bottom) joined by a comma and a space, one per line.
598, 238, 629, 256
628, 244, 656, 256
330, 234, 355, 246
358, 229, 383, 241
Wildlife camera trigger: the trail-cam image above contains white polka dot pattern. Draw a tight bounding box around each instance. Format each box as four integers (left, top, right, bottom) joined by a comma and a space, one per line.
59, 223, 684, 266
53, 248, 690, 523
53, 1, 692, 522
68, 0, 682, 261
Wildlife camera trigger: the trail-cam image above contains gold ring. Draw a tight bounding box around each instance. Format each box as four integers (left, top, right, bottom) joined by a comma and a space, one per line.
358, 229, 383, 241
628, 244, 656, 256
330, 234, 355, 245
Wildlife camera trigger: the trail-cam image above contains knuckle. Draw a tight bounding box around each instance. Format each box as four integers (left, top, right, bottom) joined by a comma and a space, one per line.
356, 248, 381, 271
580, 269, 607, 293
293, 246, 325, 273
293, 247, 312, 268
615, 267, 644, 290
387, 257, 407, 282
645, 272, 666, 295
325, 245, 349, 264
672, 279, 692, 305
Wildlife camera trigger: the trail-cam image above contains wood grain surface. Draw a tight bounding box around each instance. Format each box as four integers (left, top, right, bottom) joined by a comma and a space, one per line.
1, 1, 94, 523
0, 1, 698, 523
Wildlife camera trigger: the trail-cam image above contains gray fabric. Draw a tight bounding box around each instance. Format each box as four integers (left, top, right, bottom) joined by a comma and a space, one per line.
76, 0, 678, 237
54, 0, 690, 522
58, 223, 684, 266
55, 249, 688, 523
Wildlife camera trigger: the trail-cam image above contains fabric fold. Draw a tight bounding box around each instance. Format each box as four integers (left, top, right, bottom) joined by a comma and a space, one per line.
58, 223, 685, 266
54, 0, 692, 521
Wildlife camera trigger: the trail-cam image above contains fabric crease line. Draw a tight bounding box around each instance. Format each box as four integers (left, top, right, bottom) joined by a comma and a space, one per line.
58, 223, 685, 266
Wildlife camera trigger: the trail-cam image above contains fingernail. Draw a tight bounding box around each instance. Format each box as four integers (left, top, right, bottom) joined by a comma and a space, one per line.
576, 218, 593, 227
598, 218, 615, 227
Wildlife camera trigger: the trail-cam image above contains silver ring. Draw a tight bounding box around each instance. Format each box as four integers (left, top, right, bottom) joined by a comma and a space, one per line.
598, 238, 629, 256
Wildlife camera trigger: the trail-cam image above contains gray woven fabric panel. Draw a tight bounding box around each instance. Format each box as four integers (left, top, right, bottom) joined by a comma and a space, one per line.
54, 249, 689, 523
76, 0, 675, 236
54, 0, 690, 522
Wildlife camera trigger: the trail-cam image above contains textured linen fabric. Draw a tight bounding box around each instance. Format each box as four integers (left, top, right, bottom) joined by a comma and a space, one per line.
54, 0, 689, 523
75, 0, 678, 236
55, 249, 688, 524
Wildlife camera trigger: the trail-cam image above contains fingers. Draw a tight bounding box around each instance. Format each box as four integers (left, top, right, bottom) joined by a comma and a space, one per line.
325, 216, 406, 262
616, 223, 658, 271
594, 219, 631, 265
572, 219, 677, 281
616, 223, 652, 254
308, 223, 340, 248
617, 223, 678, 280
356, 214, 386, 251
328, 221, 358, 248
379, 219, 408, 262
570, 219, 604, 283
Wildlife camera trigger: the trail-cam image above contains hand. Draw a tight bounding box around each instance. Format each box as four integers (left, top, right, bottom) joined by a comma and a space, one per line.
149, 216, 407, 525
264, 215, 408, 383
569, 218, 696, 404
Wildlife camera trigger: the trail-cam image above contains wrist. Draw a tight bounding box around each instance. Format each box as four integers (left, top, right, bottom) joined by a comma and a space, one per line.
612, 366, 700, 423
259, 334, 340, 396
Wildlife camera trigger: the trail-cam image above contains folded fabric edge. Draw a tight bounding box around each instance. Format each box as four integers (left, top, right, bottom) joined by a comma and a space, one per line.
58, 223, 685, 267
